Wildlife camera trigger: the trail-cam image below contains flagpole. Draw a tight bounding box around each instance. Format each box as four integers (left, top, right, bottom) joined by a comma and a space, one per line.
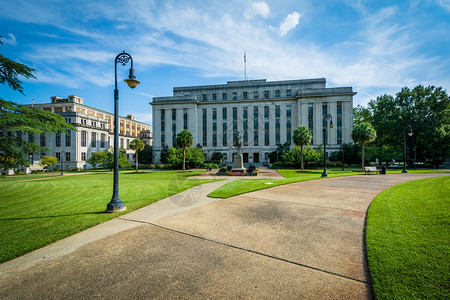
244, 51, 247, 82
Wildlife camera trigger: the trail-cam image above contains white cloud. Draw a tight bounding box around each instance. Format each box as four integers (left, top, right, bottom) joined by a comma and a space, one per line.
245, 2, 270, 19
279, 12, 301, 36
436, 0, 450, 12
1, 33, 17, 46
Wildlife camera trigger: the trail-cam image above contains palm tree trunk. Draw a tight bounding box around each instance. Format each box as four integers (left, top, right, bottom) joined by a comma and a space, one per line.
183, 147, 186, 171
361, 143, 365, 171
301, 144, 304, 171
135, 151, 138, 172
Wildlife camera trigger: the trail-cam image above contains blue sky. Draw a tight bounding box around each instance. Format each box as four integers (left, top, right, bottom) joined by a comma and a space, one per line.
1, 0, 449, 126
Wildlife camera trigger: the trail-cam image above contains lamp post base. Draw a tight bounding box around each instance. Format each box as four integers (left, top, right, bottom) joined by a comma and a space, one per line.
321, 171, 328, 177
105, 201, 126, 213
402, 169, 408, 173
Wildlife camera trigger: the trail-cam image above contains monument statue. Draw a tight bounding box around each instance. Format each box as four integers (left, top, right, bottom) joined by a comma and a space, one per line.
232, 132, 244, 171
235, 132, 242, 152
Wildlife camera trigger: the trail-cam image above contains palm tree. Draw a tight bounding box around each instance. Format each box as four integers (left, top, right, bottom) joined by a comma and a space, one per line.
129, 138, 145, 172
293, 126, 312, 171
352, 122, 377, 170
176, 129, 193, 171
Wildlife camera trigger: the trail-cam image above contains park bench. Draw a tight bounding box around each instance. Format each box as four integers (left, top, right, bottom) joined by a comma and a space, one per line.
364, 166, 380, 175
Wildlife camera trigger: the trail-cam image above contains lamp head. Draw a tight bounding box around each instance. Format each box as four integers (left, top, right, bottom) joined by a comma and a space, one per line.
124, 67, 140, 89
329, 120, 334, 128
408, 126, 413, 136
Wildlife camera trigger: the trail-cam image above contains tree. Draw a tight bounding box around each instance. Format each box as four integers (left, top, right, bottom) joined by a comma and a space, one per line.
293, 126, 313, 170
269, 142, 291, 163
87, 151, 107, 169
282, 146, 321, 168
176, 129, 193, 171
0, 99, 74, 170
160, 145, 170, 164
210, 152, 223, 164
352, 122, 377, 170
138, 144, 153, 164
168, 147, 204, 169
129, 138, 145, 172
367, 86, 449, 165
0, 42, 73, 171
0, 37, 37, 94
40, 156, 57, 172
86, 147, 131, 170
353, 104, 371, 125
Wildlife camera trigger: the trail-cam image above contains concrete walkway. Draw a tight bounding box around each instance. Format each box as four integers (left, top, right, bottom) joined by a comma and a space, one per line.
0, 172, 448, 299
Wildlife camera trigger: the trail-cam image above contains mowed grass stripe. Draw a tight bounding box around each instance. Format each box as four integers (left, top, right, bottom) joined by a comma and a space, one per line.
0, 171, 217, 263
366, 176, 450, 299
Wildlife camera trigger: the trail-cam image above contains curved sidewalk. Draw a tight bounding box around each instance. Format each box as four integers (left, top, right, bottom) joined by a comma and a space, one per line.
0, 173, 447, 299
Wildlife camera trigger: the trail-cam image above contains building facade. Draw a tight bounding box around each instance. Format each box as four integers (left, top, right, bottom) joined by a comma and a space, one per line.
151, 78, 355, 165
24, 95, 151, 170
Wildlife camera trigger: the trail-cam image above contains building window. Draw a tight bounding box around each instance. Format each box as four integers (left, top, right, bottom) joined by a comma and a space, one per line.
202, 109, 207, 147
222, 93, 227, 100
126, 139, 130, 150
233, 107, 238, 145
56, 152, 61, 161
81, 152, 86, 161
202, 94, 207, 101
65, 152, 71, 162
172, 109, 177, 146
92, 121, 97, 127
232, 92, 237, 100
101, 133, 106, 148
243, 107, 248, 146
212, 108, 217, 147
91, 132, 97, 147
264, 91, 269, 98
264, 106, 269, 146
120, 138, 124, 149
212, 93, 217, 100
253, 91, 258, 99
65, 130, 71, 147
286, 89, 291, 97
81, 131, 87, 147
337, 101, 343, 144
55, 132, 61, 147
161, 109, 165, 147
254, 107, 259, 147
222, 108, 227, 146
275, 90, 280, 97
28, 133, 34, 144
275, 105, 280, 145
286, 105, 292, 145
308, 103, 313, 139
183, 108, 188, 130
243, 92, 248, 99
322, 103, 328, 143
40, 133, 46, 147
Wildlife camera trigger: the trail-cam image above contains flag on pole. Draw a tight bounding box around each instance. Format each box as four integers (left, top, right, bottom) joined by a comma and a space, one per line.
32, 97, 34, 107
244, 51, 246, 62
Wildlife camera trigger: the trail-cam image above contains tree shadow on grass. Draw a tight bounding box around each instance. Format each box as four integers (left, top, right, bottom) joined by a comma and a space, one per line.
0, 211, 109, 221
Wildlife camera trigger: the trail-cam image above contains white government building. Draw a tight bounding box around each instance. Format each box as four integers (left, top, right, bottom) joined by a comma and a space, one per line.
151, 78, 355, 165
24, 95, 152, 171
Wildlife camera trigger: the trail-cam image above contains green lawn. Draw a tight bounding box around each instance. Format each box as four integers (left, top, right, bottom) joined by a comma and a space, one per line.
208, 169, 359, 198
0, 170, 216, 263
366, 176, 450, 299
207, 168, 449, 199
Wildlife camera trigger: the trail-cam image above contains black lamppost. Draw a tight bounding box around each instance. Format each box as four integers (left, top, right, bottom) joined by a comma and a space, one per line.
402, 124, 413, 173
60, 151, 65, 176
341, 144, 345, 171
413, 144, 417, 170
106, 52, 140, 213
321, 114, 334, 177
